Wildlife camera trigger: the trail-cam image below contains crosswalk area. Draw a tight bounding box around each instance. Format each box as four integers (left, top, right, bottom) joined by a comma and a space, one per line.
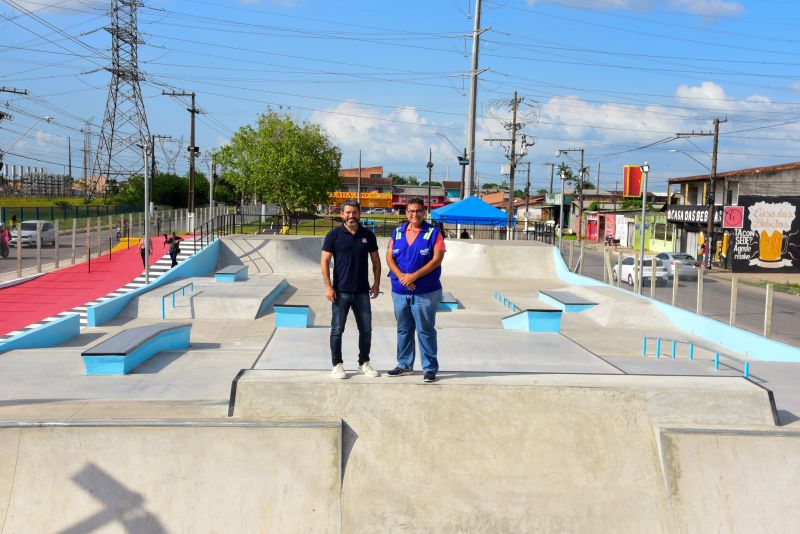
0, 239, 201, 341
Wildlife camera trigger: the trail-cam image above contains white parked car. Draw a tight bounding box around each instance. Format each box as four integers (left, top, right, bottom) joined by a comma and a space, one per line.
9, 220, 56, 247
655, 252, 699, 280
612, 255, 669, 287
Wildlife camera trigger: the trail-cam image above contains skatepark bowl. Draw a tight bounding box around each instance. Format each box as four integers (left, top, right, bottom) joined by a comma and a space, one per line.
1, 235, 799, 533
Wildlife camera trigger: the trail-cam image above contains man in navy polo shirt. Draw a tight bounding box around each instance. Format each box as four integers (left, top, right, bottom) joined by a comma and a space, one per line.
321, 200, 381, 379
385, 198, 446, 383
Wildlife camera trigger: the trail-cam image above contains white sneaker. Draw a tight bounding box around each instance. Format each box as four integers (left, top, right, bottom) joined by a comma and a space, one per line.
331, 363, 346, 379
360, 362, 380, 377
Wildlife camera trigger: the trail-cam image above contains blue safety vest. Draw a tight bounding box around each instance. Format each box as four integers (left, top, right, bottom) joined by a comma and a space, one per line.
389, 222, 442, 295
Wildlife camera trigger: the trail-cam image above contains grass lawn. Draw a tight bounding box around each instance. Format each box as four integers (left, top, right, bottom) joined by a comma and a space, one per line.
0, 197, 110, 207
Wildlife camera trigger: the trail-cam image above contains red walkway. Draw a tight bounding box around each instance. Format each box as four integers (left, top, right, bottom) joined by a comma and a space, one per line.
0, 245, 163, 337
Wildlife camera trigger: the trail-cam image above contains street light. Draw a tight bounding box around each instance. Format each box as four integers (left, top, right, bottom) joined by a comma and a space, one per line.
426, 148, 434, 218
668, 149, 711, 171
435, 132, 469, 198
638, 162, 650, 294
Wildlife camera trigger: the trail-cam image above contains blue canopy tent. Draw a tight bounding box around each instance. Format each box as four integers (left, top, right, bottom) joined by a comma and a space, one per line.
431, 196, 515, 226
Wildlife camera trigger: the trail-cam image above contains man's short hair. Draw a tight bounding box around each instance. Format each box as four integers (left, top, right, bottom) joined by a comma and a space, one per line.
407, 198, 425, 210
341, 199, 361, 212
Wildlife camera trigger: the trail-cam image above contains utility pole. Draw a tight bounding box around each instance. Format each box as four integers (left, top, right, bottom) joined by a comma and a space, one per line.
507, 92, 520, 237
524, 161, 531, 232
427, 148, 434, 216
465, 0, 485, 198
0, 87, 27, 173
357, 149, 362, 206
68, 137, 72, 178
546, 162, 555, 194
151, 134, 171, 203
596, 162, 601, 191
485, 92, 532, 240
210, 161, 217, 209
82, 121, 91, 194
677, 118, 726, 269
163, 91, 200, 230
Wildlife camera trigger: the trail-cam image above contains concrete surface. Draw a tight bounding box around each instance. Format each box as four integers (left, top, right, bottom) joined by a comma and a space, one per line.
0, 420, 341, 533
257, 326, 622, 374
1, 235, 799, 532
121, 274, 287, 320
659, 427, 800, 533
232, 371, 777, 533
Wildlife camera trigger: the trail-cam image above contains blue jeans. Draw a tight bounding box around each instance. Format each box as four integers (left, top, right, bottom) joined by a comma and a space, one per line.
330, 291, 372, 366
391, 289, 441, 373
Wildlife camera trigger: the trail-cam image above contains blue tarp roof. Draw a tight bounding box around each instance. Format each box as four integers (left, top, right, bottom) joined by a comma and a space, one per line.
431, 196, 514, 226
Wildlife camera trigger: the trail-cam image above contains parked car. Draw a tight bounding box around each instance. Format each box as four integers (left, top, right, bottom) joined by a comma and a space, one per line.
365, 208, 390, 214
612, 255, 669, 287
9, 220, 56, 247
655, 252, 699, 280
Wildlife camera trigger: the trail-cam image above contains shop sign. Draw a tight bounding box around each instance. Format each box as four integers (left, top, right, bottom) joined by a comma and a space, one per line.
730, 196, 800, 272
666, 205, 723, 225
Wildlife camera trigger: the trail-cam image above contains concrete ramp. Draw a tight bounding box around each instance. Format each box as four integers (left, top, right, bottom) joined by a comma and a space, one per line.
0, 420, 341, 533
232, 372, 777, 533
120, 275, 287, 320
659, 427, 800, 533
441, 240, 557, 279
218, 236, 325, 275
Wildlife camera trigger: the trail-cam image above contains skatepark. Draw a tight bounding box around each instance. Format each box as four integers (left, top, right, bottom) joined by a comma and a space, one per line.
1, 235, 799, 532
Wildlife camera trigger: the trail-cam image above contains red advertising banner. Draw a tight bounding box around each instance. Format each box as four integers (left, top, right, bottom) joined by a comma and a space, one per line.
623, 165, 642, 197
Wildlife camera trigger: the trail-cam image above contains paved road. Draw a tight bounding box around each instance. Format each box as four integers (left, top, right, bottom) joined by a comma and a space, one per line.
566, 246, 800, 348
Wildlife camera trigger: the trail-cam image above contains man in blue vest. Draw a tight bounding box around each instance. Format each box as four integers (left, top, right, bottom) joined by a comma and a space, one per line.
386, 198, 446, 382
321, 200, 381, 379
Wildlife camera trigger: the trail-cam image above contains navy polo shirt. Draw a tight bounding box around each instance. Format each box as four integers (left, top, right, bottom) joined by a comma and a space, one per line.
322, 223, 379, 293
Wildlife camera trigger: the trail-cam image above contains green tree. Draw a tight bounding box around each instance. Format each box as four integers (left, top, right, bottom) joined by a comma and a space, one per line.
537, 188, 548, 196
213, 110, 341, 226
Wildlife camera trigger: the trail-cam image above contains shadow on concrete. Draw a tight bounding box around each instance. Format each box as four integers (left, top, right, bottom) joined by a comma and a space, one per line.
59, 463, 167, 534
60, 332, 106, 348
341, 421, 358, 484
131, 349, 188, 374
778, 410, 800, 426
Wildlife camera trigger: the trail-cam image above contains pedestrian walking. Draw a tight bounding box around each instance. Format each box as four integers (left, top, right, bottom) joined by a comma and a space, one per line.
386, 198, 446, 383
138, 235, 152, 269
167, 232, 183, 268
320, 200, 381, 379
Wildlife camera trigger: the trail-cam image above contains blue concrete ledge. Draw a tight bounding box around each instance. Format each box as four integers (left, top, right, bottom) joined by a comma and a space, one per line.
82, 324, 192, 375
275, 305, 314, 328
87, 239, 220, 327
502, 309, 562, 332
215, 265, 248, 282
538, 291, 598, 313
438, 291, 459, 311
0, 314, 80, 354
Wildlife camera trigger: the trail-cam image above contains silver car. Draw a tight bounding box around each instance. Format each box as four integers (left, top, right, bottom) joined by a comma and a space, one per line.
612, 256, 670, 287
655, 252, 699, 280
10, 220, 57, 247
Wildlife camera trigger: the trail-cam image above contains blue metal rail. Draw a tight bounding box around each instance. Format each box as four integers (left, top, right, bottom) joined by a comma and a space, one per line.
642, 336, 750, 378
161, 282, 194, 320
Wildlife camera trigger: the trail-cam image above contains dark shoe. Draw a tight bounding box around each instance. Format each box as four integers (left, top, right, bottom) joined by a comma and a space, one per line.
387, 367, 412, 377
423, 371, 436, 383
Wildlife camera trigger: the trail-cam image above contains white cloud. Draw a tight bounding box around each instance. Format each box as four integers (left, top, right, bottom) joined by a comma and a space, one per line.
10, 1, 104, 14
669, 0, 743, 18
311, 101, 457, 175
527, 0, 742, 18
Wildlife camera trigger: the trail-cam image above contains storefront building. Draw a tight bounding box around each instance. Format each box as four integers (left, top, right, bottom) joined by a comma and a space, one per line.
667, 162, 800, 272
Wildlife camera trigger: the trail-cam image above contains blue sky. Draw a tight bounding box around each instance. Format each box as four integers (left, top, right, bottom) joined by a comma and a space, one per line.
2, 0, 800, 193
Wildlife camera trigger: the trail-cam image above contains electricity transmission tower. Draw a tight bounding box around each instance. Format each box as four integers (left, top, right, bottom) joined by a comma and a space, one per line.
158, 136, 184, 175
90, 0, 150, 200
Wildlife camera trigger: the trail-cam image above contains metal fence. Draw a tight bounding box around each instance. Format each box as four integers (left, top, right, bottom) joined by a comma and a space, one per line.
559, 241, 800, 348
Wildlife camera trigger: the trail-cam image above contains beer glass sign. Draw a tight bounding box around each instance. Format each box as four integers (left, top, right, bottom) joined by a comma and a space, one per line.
748, 201, 795, 267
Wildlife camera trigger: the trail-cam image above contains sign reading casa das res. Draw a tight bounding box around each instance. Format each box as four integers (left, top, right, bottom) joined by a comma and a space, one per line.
731, 196, 800, 273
